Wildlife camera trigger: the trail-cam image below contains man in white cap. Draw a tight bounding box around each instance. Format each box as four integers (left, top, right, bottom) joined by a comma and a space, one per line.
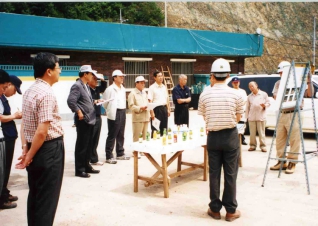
270, 61, 313, 174
128, 76, 150, 148
67, 65, 100, 178
198, 58, 244, 222
88, 73, 107, 166
103, 69, 130, 164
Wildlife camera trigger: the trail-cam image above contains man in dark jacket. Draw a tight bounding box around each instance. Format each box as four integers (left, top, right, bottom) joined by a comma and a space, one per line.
67, 65, 100, 178
88, 73, 107, 166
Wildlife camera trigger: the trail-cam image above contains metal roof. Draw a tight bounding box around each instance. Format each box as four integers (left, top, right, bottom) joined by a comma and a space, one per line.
0, 13, 263, 57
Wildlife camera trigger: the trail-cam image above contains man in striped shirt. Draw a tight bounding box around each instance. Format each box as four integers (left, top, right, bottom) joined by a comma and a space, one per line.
198, 58, 244, 222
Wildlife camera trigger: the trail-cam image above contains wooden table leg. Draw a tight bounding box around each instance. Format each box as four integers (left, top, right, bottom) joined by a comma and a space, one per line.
161, 154, 169, 198
203, 145, 208, 181
239, 134, 242, 167
177, 152, 182, 172
134, 151, 138, 192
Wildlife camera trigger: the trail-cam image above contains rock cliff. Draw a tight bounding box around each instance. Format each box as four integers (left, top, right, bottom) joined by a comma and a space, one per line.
159, 2, 318, 74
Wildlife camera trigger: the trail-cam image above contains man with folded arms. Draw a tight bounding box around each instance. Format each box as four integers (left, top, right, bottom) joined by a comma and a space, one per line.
67, 65, 100, 178
16, 52, 64, 226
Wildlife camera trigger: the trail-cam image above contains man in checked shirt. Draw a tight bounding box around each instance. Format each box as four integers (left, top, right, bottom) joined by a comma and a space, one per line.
16, 52, 64, 226
198, 58, 244, 222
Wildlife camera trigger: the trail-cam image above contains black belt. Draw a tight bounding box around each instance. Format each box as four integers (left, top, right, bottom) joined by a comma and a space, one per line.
27, 136, 63, 146
281, 110, 296, 114
0, 138, 5, 142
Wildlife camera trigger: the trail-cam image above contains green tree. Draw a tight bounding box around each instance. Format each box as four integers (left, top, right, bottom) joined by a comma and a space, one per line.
0, 2, 164, 26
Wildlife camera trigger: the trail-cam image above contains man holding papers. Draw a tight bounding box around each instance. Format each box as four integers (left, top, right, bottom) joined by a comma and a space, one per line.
128, 76, 150, 146
148, 71, 171, 137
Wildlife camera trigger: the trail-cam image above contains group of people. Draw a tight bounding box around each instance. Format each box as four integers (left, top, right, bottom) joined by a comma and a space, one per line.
198, 58, 312, 222
0, 52, 310, 225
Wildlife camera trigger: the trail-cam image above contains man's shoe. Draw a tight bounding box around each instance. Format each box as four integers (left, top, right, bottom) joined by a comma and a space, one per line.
75, 172, 90, 178
241, 140, 247, 145
225, 210, 241, 222
207, 208, 221, 220
285, 162, 296, 174
270, 161, 287, 170
8, 195, 18, 202
0, 201, 17, 209
91, 161, 104, 166
261, 148, 267, 152
116, 155, 130, 160
248, 147, 256, 151
105, 158, 117, 164
86, 168, 100, 174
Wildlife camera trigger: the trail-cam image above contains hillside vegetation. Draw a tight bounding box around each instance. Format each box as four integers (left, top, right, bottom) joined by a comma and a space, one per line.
159, 2, 318, 74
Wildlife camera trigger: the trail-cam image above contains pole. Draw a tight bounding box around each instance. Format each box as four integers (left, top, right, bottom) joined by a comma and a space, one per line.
165, 1, 167, 27
313, 17, 316, 67
120, 8, 122, 23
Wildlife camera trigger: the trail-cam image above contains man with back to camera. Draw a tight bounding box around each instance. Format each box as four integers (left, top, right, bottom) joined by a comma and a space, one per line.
67, 65, 100, 178
231, 77, 248, 145
270, 61, 313, 174
0, 75, 22, 209
15, 52, 64, 226
88, 73, 107, 166
198, 58, 244, 222
103, 69, 130, 164
172, 74, 191, 127
148, 71, 171, 137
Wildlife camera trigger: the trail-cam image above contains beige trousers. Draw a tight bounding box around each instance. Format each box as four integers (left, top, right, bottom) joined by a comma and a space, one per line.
276, 113, 301, 161
132, 122, 149, 142
249, 121, 266, 149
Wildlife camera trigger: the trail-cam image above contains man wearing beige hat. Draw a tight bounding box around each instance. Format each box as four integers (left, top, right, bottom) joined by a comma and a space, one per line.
128, 76, 150, 147
103, 69, 130, 164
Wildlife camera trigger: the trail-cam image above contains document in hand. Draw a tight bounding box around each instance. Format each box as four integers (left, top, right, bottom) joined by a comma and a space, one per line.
96, 98, 114, 106
147, 103, 161, 110
152, 117, 161, 131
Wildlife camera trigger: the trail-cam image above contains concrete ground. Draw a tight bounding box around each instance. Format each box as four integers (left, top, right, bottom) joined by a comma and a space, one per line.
1, 110, 318, 226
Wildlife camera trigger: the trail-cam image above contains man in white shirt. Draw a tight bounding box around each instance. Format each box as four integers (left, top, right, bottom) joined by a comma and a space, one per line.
103, 70, 130, 164
148, 71, 170, 137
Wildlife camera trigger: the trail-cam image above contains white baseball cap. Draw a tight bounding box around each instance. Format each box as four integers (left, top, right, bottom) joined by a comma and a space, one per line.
135, 76, 148, 83
95, 73, 104, 80
112, 69, 126, 77
80, 65, 97, 77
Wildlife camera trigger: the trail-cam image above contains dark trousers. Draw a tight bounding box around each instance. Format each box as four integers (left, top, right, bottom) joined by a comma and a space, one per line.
0, 141, 5, 198
207, 127, 239, 214
151, 105, 168, 137
174, 104, 189, 127
105, 109, 126, 159
75, 120, 94, 173
0, 139, 15, 203
26, 137, 64, 226
90, 116, 102, 163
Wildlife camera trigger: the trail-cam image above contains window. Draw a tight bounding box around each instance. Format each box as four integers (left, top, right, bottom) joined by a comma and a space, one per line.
124, 61, 150, 88
171, 62, 194, 86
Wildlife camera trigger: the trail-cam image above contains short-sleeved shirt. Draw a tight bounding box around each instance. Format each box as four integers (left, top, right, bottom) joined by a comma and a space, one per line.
22, 78, 64, 142
172, 84, 191, 105
198, 83, 244, 131
148, 82, 168, 106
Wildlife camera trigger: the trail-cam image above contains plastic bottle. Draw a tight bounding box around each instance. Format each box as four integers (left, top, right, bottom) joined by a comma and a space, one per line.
168, 133, 172, 144
189, 130, 193, 139
146, 131, 150, 141
153, 131, 157, 140
156, 130, 160, 139
139, 133, 143, 143
162, 133, 167, 145
200, 127, 204, 136
173, 132, 177, 143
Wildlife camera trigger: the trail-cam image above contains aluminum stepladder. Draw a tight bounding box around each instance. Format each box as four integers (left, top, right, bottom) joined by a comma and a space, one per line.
261, 61, 318, 195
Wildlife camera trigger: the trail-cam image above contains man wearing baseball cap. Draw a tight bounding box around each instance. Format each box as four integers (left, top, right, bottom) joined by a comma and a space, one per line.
67, 65, 100, 178
103, 69, 130, 164
128, 76, 150, 156
0, 74, 20, 209
231, 77, 248, 145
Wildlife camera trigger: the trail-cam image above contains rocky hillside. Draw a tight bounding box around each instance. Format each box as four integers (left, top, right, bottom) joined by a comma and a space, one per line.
158, 2, 318, 74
